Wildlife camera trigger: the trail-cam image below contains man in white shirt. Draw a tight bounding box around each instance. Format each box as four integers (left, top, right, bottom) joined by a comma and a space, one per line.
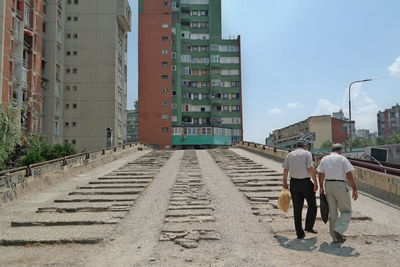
282, 141, 318, 239
317, 143, 358, 244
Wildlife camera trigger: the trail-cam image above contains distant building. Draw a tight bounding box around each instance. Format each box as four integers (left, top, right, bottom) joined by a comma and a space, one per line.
126, 101, 138, 143
356, 129, 377, 140
377, 103, 400, 138
267, 115, 350, 149
332, 109, 355, 138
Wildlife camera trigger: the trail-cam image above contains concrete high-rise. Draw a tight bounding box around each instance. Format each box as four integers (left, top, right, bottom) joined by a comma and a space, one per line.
378, 103, 400, 138
138, 0, 243, 148
42, 0, 131, 151
1, 0, 46, 134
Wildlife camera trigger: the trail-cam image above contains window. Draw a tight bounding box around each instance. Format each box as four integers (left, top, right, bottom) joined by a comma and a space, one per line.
66, 68, 71, 74
66, 86, 70, 91
73, 34, 78, 39
72, 68, 77, 73
162, 101, 168, 106
161, 75, 168, 80
172, 65, 176, 71
74, 0, 79, 4
66, 51, 71, 56
72, 122, 76, 126
162, 114, 169, 120
161, 61, 168, 67
65, 122, 69, 126
73, 85, 78, 91
67, 16, 72, 21
161, 88, 168, 93
171, 52, 176, 58
162, 36, 169, 41
164, 1, 169, 6
162, 127, 169, 133
162, 23, 169, 28
73, 51, 77, 56
74, 17, 78, 21
161, 49, 168, 54
66, 33, 71, 39
172, 116, 177, 122
172, 91, 177, 96
67, 0, 72, 4
73, 104, 77, 109
72, 140, 76, 145
172, 103, 177, 109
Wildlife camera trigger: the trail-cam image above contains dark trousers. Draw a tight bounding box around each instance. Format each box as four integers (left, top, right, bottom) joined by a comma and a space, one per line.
290, 178, 317, 237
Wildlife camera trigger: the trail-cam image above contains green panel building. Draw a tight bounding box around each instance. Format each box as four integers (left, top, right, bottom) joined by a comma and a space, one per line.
170, 0, 243, 148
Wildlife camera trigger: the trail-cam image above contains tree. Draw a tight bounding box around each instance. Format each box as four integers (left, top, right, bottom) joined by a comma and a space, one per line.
320, 140, 333, 149
0, 106, 21, 170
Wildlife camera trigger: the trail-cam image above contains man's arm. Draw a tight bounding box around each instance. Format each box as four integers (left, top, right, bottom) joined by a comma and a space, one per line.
318, 172, 325, 194
283, 169, 289, 189
307, 167, 318, 192
346, 171, 358, 200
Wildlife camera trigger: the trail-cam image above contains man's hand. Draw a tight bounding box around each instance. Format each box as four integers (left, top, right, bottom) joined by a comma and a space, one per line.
283, 181, 289, 190
352, 189, 358, 200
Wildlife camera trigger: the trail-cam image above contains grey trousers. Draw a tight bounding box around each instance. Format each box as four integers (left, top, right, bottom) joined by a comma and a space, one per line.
325, 181, 352, 242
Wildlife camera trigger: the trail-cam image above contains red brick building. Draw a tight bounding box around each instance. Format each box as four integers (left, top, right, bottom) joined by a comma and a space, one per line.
1, 0, 46, 134
138, 0, 173, 148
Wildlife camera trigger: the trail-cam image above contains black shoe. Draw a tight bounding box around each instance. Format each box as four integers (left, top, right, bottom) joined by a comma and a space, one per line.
305, 229, 318, 234
297, 233, 305, 239
333, 231, 346, 243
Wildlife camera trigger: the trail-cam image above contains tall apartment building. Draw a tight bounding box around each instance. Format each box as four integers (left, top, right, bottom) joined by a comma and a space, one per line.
377, 103, 400, 138
41, 0, 131, 151
1, 0, 46, 134
139, 0, 243, 148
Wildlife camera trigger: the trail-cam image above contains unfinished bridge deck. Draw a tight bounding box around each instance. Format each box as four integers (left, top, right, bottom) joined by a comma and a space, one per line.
0, 148, 399, 266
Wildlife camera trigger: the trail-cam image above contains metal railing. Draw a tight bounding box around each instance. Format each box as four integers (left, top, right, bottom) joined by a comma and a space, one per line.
233, 141, 400, 176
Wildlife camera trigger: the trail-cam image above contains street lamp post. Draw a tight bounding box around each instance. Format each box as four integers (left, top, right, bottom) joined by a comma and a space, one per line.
348, 79, 372, 152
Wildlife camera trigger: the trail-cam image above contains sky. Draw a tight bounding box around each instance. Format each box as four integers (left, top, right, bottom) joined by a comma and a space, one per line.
126, 0, 400, 144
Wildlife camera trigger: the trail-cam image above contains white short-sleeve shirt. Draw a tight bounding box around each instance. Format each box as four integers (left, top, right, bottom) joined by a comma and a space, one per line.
316, 152, 354, 181
282, 148, 313, 179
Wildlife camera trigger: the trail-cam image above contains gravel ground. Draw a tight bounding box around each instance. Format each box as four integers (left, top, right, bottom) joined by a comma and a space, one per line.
0, 148, 399, 267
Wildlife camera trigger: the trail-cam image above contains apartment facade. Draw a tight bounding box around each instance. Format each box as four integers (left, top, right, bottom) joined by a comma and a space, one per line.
126, 100, 138, 143
50, 0, 131, 151
1, 0, 46, 134
267, 115, 349, 149
138, 0, 243, 148
377, 103, 400, 138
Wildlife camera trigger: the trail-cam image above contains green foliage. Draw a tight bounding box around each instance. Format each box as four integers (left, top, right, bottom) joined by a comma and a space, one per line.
320, 140, 333, 149
375, 134, 400, 146
0, 106, 21, 170
20, 150, 45, 166
351, 137, 374, 148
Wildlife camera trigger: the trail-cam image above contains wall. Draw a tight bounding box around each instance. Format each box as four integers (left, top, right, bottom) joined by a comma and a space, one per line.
233, 142, 400, 206
0, 143, 150, 204
138, 0, 172, 148
309, 116, 332, 149
331, 117, 348, 144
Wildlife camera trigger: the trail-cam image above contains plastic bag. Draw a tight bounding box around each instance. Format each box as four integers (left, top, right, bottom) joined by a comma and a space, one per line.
277, 189, 291, 213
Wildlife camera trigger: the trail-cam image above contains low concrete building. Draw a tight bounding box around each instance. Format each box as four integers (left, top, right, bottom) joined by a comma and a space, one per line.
267, 115, 349, 149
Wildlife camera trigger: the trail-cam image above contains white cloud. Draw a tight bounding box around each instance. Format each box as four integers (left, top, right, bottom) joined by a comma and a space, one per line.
268, 108, 282, 115
312, 99, 341, 116
287, 102, 303, 109
313, 85, 380, 131
348, 86, 380, 131
388, 57, 400, 76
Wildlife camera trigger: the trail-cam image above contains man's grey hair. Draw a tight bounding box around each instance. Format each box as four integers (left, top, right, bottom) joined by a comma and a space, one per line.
332, 143, 343, 152
296, 141, 307, 148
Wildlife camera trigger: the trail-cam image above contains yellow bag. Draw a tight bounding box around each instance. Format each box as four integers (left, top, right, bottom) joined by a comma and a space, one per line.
277, 189, 291, 213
